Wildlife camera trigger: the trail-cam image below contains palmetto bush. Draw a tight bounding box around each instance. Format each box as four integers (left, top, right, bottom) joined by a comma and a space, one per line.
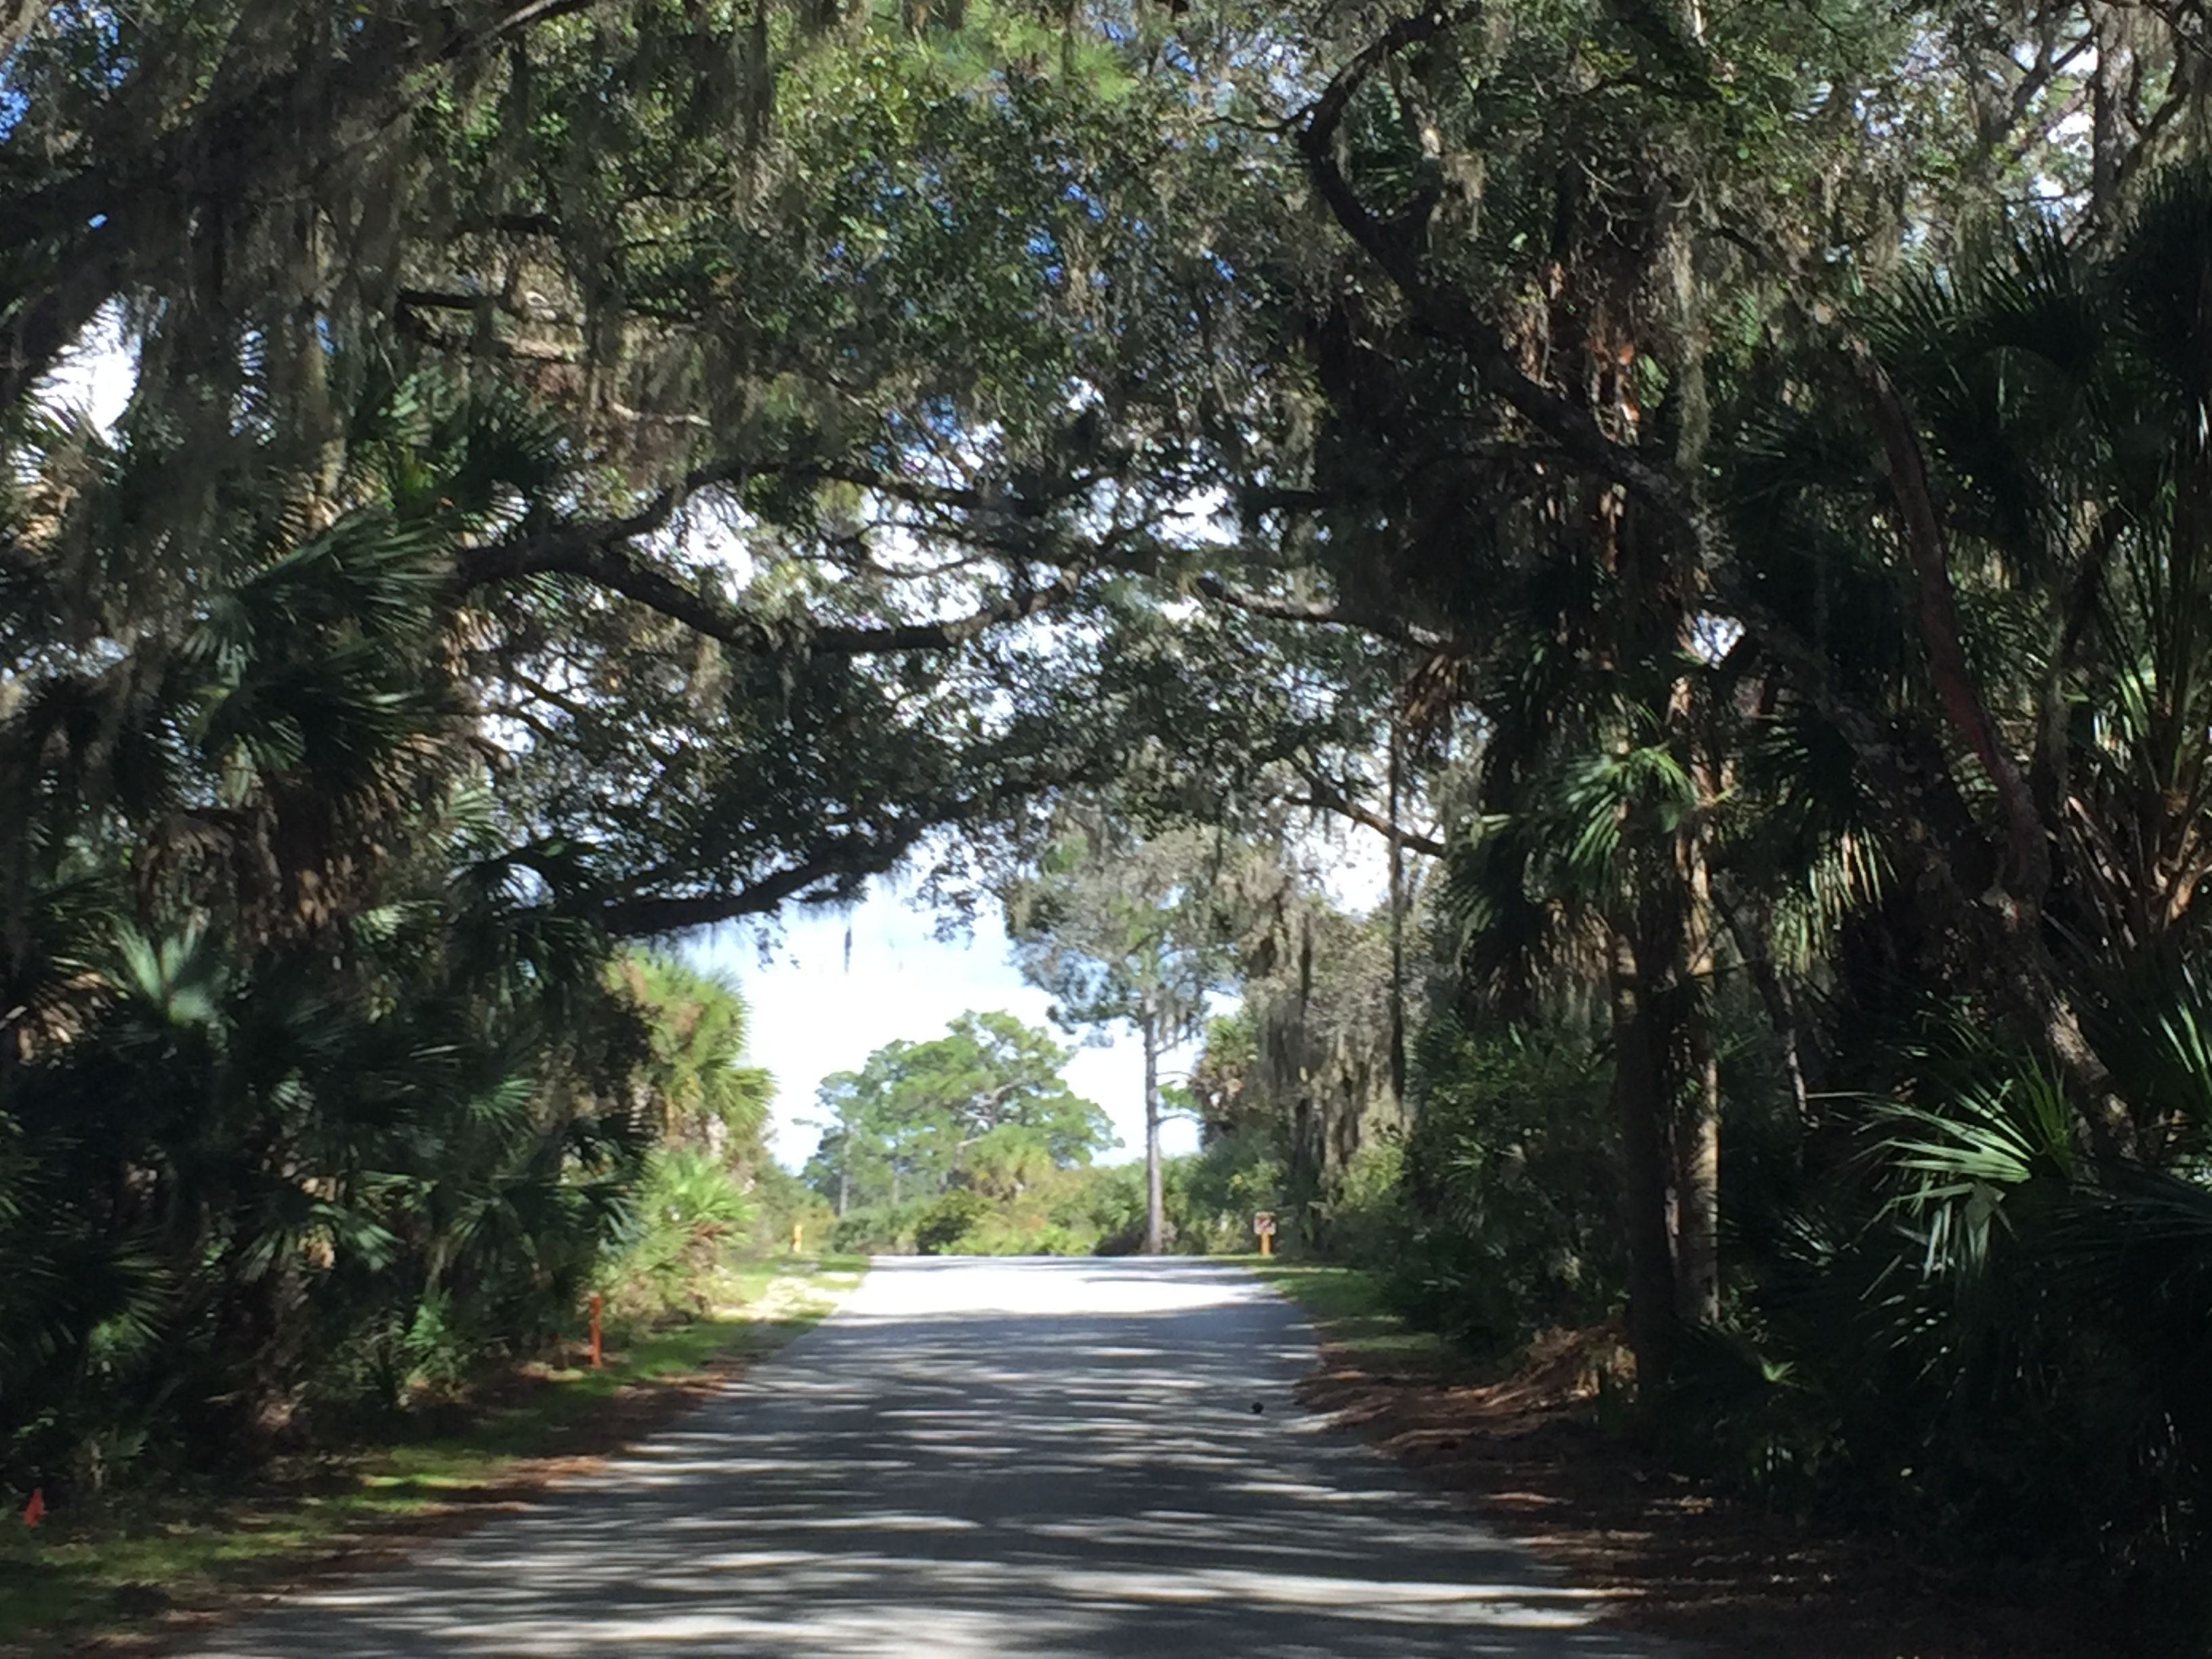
598, 1149, 754, 1322
0, 382, 650, 1494
1695, 983, 2212, 1639
1386, 1017, 1623, 1355
1625, 169, 2212, 1635
0, 836, 649, 1483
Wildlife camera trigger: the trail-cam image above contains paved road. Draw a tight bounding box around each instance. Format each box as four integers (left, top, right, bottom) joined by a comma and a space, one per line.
196, 1258, 1675, 1658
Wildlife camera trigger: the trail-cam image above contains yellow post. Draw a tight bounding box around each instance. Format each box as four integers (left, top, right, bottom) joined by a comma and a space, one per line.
1259, 1229, 1272, 1257
790, 1221, 803, 1254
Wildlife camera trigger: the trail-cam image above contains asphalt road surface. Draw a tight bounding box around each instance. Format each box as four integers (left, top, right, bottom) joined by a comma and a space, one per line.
194, 1257, 1676, 1658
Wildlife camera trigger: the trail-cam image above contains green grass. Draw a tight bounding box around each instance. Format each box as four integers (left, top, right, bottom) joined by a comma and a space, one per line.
0, 1254, 866, 1656
1234, 1256, 1468, 1376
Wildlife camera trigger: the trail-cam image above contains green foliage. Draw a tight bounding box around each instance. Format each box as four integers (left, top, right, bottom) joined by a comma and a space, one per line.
1007, 825, 1246, 1050
0, 422, 783, 1484
1313, 1141, 1406, 1265
827, 1201, 929, 1256
747, 1162, 835, 1255
803, 1011, 1111, 1218
612, 956, 775, 1163
0, 426, 660, 1492
598, 1150, 755, 1323
1179, 1130, 1288, 1254
1610, 970, 2212, 1643
1, 900, 649, 1488
913, 1189, 996, 1255
1387, 1021, 1622, 1354
1008, 823, 1282, 1251
1075, 1160, 1175, 1255
14, 0, 2212, 1634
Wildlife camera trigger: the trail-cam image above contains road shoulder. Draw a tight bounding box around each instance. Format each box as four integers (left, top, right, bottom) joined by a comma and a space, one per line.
3, 1256, 865, 1659
1246, 1258, 2115, 1659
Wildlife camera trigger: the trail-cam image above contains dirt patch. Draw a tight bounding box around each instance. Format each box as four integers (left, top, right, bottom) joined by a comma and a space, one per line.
1298, 1332, 2121, 1659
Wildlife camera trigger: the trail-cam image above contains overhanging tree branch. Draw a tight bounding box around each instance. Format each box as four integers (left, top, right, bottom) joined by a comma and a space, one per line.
1, 0, 612, 413
597, 835, 920, 936
1298, 10, 1711, 545
1300, 7, 2127, 1144
0, 0, 54, 66
1295, 7, 2031, 900
1193, 573, 1465, 654
459, 514, 1088, 655
1290, 768, 1448, 858
595, 750, 1115, 937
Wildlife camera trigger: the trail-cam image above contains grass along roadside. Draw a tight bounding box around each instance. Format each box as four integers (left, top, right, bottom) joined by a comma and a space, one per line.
1236, 1256, 1476, 1379
0, 1253, 867, 1657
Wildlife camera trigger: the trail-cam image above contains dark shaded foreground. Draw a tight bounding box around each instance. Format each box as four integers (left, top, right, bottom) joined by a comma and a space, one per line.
1295, 1328, 2121, 1659
189, 1257, 1674, 1658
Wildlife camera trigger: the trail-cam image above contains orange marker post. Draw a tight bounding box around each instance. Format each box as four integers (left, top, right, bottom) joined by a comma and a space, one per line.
587, 1292, 604, 1369
22, 1487, 45, 1528
1253, 1211, 1277, 1257
790, 1221, 802, 1254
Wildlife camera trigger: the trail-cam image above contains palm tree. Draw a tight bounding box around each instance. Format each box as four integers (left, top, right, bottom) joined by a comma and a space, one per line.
611, 954, 774, 1163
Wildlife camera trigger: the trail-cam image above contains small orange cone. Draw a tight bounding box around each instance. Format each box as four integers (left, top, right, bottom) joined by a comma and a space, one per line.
22, 1487, 45, 1528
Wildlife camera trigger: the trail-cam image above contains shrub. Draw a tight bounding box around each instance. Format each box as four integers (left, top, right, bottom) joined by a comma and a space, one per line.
747, 1162, 835, 1253
913, 1188, 996, 1254
598, 1149, 752, 1322
1317, 1139, 1408, 1262
1390, 1018, 1621, 1352
1181, 1130, 1287, 1252
827, 1200, 926, 1254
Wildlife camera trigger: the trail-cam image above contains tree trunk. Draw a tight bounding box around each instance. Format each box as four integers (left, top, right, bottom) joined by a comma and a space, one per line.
1715, 888, 1813, 1127
1387, 703, 1409, 1110
836, 1147, 849, 1217
2088, 4, 2129, 232
1673, 830, 1721, 1326
1143, 1010, 1164, 1254
1610, 925, 1679, 1384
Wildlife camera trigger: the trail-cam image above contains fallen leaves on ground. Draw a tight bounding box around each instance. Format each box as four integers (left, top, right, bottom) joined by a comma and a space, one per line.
1296, 1327, 2118, 1659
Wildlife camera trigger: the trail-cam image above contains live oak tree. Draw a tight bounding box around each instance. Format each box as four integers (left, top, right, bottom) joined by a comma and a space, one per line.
802, 1011, 1110, 1215
0, 0, 1273, 1486
18, 0, 2212, 1621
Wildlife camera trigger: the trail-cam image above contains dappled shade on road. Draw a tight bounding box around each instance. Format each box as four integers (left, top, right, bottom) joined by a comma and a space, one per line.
193, 1258, 1671, 1658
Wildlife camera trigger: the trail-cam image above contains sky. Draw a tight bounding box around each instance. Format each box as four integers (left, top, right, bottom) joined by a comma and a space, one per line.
42, 307, 133, 424
686, 886, 1206, 1172
687, 823, 1393, 1174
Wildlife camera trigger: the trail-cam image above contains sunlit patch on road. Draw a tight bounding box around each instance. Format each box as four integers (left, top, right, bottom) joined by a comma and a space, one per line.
190, 1258, 1673, 1658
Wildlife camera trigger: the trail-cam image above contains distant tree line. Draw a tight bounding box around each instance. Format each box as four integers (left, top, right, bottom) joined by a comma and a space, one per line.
804, 1010, 1113, 1220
